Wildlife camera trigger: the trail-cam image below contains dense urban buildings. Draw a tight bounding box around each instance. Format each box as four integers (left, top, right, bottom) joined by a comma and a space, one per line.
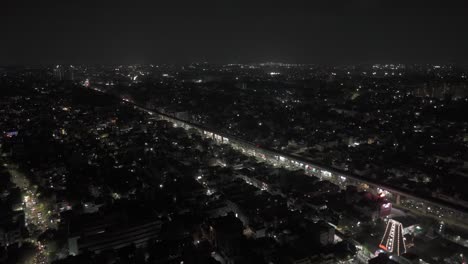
3, 0, 468, 263
0, 64, 467, 264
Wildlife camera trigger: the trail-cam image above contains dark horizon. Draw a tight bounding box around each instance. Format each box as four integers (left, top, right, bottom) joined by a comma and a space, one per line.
2, 62, 468, 67
2, 0, 468, 65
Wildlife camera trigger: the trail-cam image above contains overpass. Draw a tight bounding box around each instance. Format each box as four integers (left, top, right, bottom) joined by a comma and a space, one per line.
93, 87, 468, 229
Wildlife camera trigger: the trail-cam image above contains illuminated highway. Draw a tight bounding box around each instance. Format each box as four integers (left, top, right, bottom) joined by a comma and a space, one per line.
91, 87, 468, 230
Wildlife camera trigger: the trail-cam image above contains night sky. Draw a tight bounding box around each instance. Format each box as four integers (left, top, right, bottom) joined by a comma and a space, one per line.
2, 0, 468, 65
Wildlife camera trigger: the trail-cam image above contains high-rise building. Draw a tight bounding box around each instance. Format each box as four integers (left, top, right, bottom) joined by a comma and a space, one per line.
53, 65, 74, 81
53, 65, 64, 80
379, 219, 406, 256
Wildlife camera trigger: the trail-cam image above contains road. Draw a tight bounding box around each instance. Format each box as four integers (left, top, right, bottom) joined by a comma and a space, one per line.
5, 162, 55, 264
92, 87, 468, 228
